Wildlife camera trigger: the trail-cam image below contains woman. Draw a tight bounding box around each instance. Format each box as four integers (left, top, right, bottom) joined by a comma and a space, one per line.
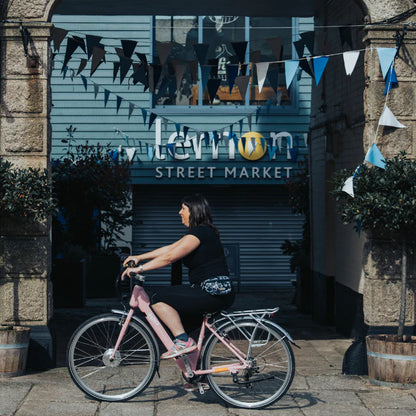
122, 194, 234, 360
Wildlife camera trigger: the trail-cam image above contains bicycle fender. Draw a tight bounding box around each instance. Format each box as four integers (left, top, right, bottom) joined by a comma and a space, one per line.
264, 320, 300, 349
111, 309, 162, 367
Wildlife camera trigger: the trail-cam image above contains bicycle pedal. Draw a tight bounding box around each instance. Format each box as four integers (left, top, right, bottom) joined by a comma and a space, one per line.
198, 382, 210, 394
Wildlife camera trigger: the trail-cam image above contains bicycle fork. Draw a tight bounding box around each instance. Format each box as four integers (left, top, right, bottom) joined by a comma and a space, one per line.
109, 308, 135, 361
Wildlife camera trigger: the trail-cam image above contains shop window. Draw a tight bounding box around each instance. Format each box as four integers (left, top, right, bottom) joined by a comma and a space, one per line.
153, 16, 294, 108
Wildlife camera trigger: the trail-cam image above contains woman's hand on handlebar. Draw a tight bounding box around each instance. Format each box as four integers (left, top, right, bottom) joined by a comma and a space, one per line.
122, 255, 141, 268
121, 264, 141, 280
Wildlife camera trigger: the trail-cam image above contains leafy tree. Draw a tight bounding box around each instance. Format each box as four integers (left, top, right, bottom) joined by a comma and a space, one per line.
52, 142, 132, 255
0, 158, 55, 222
333, 152, 416, 337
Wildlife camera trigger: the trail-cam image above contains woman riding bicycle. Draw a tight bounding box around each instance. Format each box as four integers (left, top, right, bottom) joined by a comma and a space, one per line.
122, 193, 235, 359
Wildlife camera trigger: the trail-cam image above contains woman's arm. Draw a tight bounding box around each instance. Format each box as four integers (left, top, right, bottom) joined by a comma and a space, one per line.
121, 235, 200, 279
123, 239, 184, 266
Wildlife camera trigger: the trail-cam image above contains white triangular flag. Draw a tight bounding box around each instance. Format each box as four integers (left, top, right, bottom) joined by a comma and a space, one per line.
126, 147, 136, 161
247, 139, 255, 155
342, 176, 354, 197
378, 106, 406, 128
343, 51, 360, 76
256, 62, 269, 94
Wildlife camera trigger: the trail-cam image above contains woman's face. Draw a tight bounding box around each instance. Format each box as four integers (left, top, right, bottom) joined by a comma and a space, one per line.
179, 203, 191, 227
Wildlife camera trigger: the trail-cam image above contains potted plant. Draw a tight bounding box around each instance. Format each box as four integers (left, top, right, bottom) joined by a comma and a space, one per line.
333, 152, 416, 386
52, 139, 132, 299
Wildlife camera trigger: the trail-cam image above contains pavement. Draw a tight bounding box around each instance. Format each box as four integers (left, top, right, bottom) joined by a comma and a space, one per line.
1, 288, 416, 416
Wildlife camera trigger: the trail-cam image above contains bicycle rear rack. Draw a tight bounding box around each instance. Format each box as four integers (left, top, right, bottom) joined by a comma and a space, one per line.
221, 307, 279, 320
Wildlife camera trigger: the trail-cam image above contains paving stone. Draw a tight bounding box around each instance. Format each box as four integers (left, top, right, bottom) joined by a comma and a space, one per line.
305, 375, 369, 391
15, 400, 98, 416
0, 382, 32, 416
296, 404, 373, 416
358, 390, 416, 410
100, 400, 154, 416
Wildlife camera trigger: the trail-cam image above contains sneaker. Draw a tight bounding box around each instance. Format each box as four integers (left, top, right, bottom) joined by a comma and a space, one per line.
184, 382, 210, 392
161, 338, 197, 359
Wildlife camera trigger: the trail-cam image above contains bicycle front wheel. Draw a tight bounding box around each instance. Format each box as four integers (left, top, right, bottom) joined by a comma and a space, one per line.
67, 313, 157, 401
202, 319, 295, 409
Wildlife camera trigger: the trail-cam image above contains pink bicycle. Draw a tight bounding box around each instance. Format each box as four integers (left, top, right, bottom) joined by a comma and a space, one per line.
67, 274, 296, 409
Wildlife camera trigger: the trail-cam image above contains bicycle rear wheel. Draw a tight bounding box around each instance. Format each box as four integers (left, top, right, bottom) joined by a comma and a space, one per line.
202, 319, 295, 409
67, 313, 157, 401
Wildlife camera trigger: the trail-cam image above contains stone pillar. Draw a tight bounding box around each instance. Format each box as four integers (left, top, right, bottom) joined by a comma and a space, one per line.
362, 25, 416, 330
0, 22, 54, 367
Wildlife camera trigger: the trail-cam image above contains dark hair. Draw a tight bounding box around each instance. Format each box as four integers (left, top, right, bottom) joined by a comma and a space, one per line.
181, 193, 216, 231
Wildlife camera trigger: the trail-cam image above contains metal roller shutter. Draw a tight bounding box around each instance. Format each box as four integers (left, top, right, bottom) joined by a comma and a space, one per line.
132, 185, 304, 288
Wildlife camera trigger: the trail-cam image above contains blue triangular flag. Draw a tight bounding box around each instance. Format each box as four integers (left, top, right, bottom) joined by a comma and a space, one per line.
260, 137, 266, 151
384, 64, 398, 95
109, 149, 119, 163
166, 143, 176, 157
116, 96, 122, 113
313, 56, 329, 85
377, 47, 397, 79
80, 75, 88, 90
183, 126, 189, 139
141, 108, 147, 125
239, 119, 243, 135
285, 60, 299, 90
268, 145, 277, 160
365, 143, 386, 169
289, 148, 299, 162
229, 124, 233, 138
204, 132, 210, 148
232, 133, 239, 148
175, 123, 181, 136
128, 103, 134, 119
256, 106, 261, 123
104, 89, 110, 107
241, 136, 246, 151
147, 145, 154, 161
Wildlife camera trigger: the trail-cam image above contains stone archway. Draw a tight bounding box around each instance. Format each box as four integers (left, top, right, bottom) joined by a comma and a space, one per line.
1, 0, 415, 365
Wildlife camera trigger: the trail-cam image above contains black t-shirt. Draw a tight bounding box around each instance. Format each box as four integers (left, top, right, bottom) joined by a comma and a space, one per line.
182, 224, 229, 284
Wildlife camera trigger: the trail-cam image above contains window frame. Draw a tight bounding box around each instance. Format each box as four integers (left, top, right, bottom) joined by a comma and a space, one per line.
151, 16, 300, 116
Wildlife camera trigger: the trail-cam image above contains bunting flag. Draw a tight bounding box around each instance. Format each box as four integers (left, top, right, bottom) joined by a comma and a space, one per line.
256, 62, 269, 93
136, 52, 148, 67
300, 31, 315, 55
175, 122, 181, 136
235, 75, 250, 100
119, 56, 133, 84
166, 143, 176, 157
86, 35, 103, 59
231, 41, 248, 64
267, 37, 283, 61
384, 65, 398, 95
365, 143, 386, 169
156, 42, 173, 67
148, 112, 157, 129
250, 50, 261, 63
109, 149, 119, 163
51, 27, 68, 52
268, 144, 278, 160
63, 37, 82, 69
91, 47, 106, 76
289, 148, 299, 162
313, 56, 329, 85
113, 61, 120, 81
293, 39, 305, 59
299, 58, 314, 78
128, 102, 134, 119
207, 78, 221, 104
121, 39, 137, 58
226, 65, 239, 93
125, 147, 136, 161
183, 125, 189, 139
76, 58, 87, 75
116, 95, 122, 113
104, 89, 110, 106
193, 43, 209, 66
343, 51, 360, 75
267, 66, 279, 94
378, 105, 406, 128
147, 145, 154, 161
72, 35, 86, 53
93, 83, 99, 98
240, 63, 248, 76
80, 75, 87, 90
377, 47, 397, 79
247, 138, 255, 155
131, 64, 148, 88
342, 176, 354, 197
141, 108, 147, 125
239, 119, 244, 135
247, 114, 252, 131
208, 58, 219, 78
285, 60, 299, 89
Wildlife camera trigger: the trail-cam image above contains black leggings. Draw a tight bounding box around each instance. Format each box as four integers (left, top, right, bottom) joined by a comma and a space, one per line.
147, 285, 235, 332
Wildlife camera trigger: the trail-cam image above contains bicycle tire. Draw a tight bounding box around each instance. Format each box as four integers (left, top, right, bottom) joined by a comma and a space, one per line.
202, 318, 295, 409
67, 313, 157, 401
